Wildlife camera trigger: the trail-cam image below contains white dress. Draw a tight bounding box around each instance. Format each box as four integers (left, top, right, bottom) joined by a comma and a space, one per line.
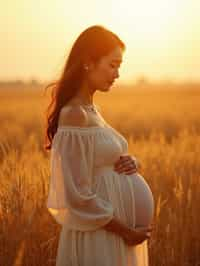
47, 122, 154, 266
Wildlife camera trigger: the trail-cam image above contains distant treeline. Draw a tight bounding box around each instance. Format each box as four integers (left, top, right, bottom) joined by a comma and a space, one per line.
0, 79, 42, 88
0, 78, 200, 90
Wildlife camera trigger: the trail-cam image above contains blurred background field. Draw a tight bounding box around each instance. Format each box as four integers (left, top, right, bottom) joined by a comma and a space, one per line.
0, 83, 200, 266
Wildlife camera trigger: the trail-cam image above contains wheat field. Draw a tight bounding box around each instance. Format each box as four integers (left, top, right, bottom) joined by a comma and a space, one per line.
0, 83, 199, 266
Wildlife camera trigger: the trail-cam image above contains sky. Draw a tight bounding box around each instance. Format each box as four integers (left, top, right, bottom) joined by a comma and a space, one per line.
1, 0, 200, 83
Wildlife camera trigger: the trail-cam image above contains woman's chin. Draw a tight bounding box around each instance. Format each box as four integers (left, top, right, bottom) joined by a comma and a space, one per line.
98, 84, 110, 92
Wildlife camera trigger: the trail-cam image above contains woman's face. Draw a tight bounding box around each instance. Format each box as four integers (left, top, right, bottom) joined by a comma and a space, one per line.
86, 46, 123, 92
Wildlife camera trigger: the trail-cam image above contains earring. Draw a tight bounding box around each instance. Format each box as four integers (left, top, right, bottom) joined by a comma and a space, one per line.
84, 65, 89, 71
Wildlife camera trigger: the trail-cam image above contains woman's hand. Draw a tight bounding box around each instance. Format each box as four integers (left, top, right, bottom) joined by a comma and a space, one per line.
114, 154, 140, 175
122, 225, 153, 246
103, 216, 154, 247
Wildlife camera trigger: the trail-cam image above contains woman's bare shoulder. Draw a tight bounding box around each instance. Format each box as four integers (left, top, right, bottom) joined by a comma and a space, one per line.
58, 105, 89, 127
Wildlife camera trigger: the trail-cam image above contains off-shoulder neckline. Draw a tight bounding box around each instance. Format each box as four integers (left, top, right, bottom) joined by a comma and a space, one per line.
57, 125, 111, 132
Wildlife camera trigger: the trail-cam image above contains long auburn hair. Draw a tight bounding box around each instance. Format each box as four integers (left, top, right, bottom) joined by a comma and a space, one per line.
44, 25, 126, 151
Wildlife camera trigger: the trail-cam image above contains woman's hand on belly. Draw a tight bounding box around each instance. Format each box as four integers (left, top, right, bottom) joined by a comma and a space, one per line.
114, 154, 140, 175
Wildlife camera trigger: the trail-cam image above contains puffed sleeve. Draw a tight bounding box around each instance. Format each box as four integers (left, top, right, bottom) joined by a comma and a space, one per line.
46, 127, 114, 231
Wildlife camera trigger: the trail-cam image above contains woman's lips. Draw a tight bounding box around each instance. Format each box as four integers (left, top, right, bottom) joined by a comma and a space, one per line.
108, 81, 114, 86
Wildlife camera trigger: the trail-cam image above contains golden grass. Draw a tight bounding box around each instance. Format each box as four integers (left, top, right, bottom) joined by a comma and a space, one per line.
0, 84, 199, 265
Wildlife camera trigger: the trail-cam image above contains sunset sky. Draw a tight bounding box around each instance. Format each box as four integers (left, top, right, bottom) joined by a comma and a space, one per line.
1, 0, 200, 83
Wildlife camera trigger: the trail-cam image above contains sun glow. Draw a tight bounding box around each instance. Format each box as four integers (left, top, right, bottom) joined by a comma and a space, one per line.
107, 0, 185, 44
1, 0, 199, 82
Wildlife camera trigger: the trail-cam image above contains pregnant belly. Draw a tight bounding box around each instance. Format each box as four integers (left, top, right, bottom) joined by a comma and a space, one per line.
94, 166, 154, 229
128, 173, 154, 227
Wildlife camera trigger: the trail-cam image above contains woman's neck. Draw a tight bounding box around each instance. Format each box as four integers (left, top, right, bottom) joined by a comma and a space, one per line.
72, 80, 95, 105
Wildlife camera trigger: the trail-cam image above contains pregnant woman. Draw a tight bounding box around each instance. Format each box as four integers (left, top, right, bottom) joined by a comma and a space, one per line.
45, 25, 155, 266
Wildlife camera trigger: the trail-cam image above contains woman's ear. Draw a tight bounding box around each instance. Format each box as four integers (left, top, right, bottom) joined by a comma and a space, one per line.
83, 56, 96, 72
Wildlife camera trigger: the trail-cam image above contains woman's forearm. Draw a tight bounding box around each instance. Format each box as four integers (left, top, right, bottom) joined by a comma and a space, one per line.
103, 216, 131, 238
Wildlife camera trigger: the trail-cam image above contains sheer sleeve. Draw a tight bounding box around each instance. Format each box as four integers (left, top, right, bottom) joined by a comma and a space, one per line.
46, 127, 114, 231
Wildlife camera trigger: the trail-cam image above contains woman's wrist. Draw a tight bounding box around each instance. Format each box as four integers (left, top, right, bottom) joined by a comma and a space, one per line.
103, 216, 132, 237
